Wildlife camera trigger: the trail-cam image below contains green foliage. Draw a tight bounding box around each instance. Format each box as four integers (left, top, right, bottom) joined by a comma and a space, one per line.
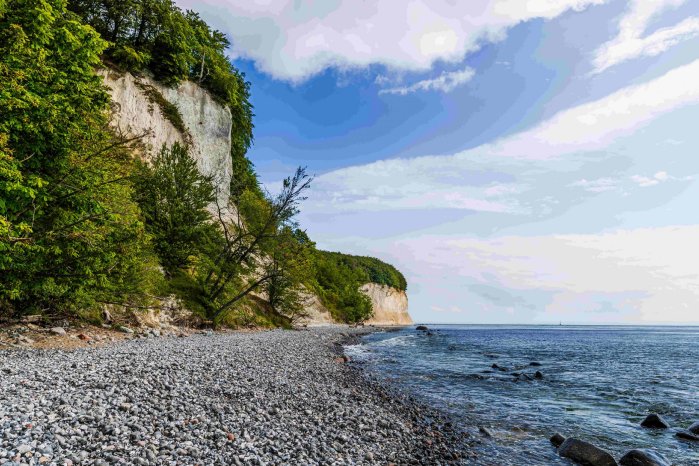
0, 0, 159, 317
132, 143, 215, 274
134, 81, 189, 140
67, 0, 254, 156
308, 250, 407, 323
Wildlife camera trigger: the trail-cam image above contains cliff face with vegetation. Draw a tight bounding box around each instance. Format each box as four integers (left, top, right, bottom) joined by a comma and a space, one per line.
101, 70, 234, 206
0, 0, 410, 327
102, 70, 411, 325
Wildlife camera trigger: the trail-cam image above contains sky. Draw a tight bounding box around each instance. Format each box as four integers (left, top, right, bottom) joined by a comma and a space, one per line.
176, 0, 699, 325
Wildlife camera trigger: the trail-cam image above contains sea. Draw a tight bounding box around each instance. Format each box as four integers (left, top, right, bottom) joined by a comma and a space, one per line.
345, 325, 699, 465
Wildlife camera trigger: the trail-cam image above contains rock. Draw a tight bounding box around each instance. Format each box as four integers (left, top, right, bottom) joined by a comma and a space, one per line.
534, 371, 544, 379
415, 325, 429, 331
529, 361, 542, 366
117, 326, 134, 334
640, 413, 669, 429
550, 433, 566, 448
675, 430, 699, 441
50, 327, 67, 336
619, 449, 670, 466
102, 308, 113, 323
78, 333, 91, 341
687, 420, 699, 434
491, 364, 508, 372
557, 438, 617, 466
21, 315, 41, 323
478, 426, 493, 437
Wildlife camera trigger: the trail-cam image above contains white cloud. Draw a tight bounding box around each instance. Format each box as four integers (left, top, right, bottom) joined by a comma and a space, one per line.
307, 59, 699, 213
176, 0, 607, 81
592, 0, 699, 73
379, 67, 475, 95
570, 177, 619, 193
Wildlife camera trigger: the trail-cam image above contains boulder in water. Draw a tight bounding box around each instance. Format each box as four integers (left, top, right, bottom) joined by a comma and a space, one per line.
550, 433, 566, 448
415, 325, 429, 331
687, 420, 699, 434
557, 438, 618, 466
675, 430, 699, 441
534, 370, 544, 379
619, 449, 670, 466
478, 426, 493, 437
640, 413, 669, 429
529, 361, 542, 366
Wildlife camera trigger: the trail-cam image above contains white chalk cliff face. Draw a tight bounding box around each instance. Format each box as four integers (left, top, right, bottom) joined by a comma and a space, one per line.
100, 69, 233, 207
102, 70, 410, 326
361, 284, 413, 326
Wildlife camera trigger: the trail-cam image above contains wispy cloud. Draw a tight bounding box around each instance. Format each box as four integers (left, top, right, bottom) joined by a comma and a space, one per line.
379, 67, 475, 95
592, 0, 699, 73
305, 59, 699, 214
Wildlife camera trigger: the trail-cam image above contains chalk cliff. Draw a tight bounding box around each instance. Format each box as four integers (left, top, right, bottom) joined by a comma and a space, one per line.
101, 70, 412, 326
361, 284, 412, 326
100, 69, 233, 207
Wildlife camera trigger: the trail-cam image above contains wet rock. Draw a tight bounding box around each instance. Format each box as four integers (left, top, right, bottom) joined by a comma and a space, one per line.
529, 361, 542, 366
550, 433, 566, 448
491, 363, 508, 372
640, 414, 669, 429
619, 449, 670, 466
534, 371, 544, 379
687, 420, 699, 434
675, 430, 699, 441
478, 427, 493, 437
415, 325, 429, 331
557, 438, 618, 466
50, 327, 67, 336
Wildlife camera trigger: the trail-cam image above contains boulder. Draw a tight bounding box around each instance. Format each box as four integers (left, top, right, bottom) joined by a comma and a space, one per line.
640, 414, 669, 429
117, 326, 134, 334
50, 327, 67, 336
415, 325, 429, 331
675, 430, 699, 441
534, 371, 544, 379
529, 361, 543, 366
550, 433, 566, 448
687, 420, 699, 434
478, 426, 493, 437
557, 438, 618, 466
619, 449, 670, 466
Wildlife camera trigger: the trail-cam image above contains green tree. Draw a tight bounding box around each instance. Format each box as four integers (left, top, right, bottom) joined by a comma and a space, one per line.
0, 0, 157, 317
132, 142, 215, 274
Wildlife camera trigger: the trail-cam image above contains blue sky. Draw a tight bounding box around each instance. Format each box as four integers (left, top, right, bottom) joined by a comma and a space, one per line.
177, 0, 699, 324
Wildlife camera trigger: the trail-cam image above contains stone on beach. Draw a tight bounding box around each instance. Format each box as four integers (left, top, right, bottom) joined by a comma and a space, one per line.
619, 449, 670, 466
557, 438, 618, 466
0, 328, 467, 465
640, 413, 669, 429
50, 327, 67, 336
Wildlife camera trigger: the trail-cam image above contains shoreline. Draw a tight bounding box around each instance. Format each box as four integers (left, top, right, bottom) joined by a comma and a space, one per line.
0, 326, 471, 465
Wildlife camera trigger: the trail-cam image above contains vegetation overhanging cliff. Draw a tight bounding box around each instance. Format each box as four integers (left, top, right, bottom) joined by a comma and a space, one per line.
0, 0, 410, 327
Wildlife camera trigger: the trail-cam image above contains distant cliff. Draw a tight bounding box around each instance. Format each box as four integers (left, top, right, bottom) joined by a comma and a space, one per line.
360, 283, 412, 326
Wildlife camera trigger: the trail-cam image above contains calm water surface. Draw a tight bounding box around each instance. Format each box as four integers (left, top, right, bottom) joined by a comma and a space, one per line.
346, 325, 699, 465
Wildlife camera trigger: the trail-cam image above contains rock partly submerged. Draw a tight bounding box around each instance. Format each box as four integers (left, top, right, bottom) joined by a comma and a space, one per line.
619, 449, 670, 466
557, 438, 618, 466
640, 413, 669, 429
